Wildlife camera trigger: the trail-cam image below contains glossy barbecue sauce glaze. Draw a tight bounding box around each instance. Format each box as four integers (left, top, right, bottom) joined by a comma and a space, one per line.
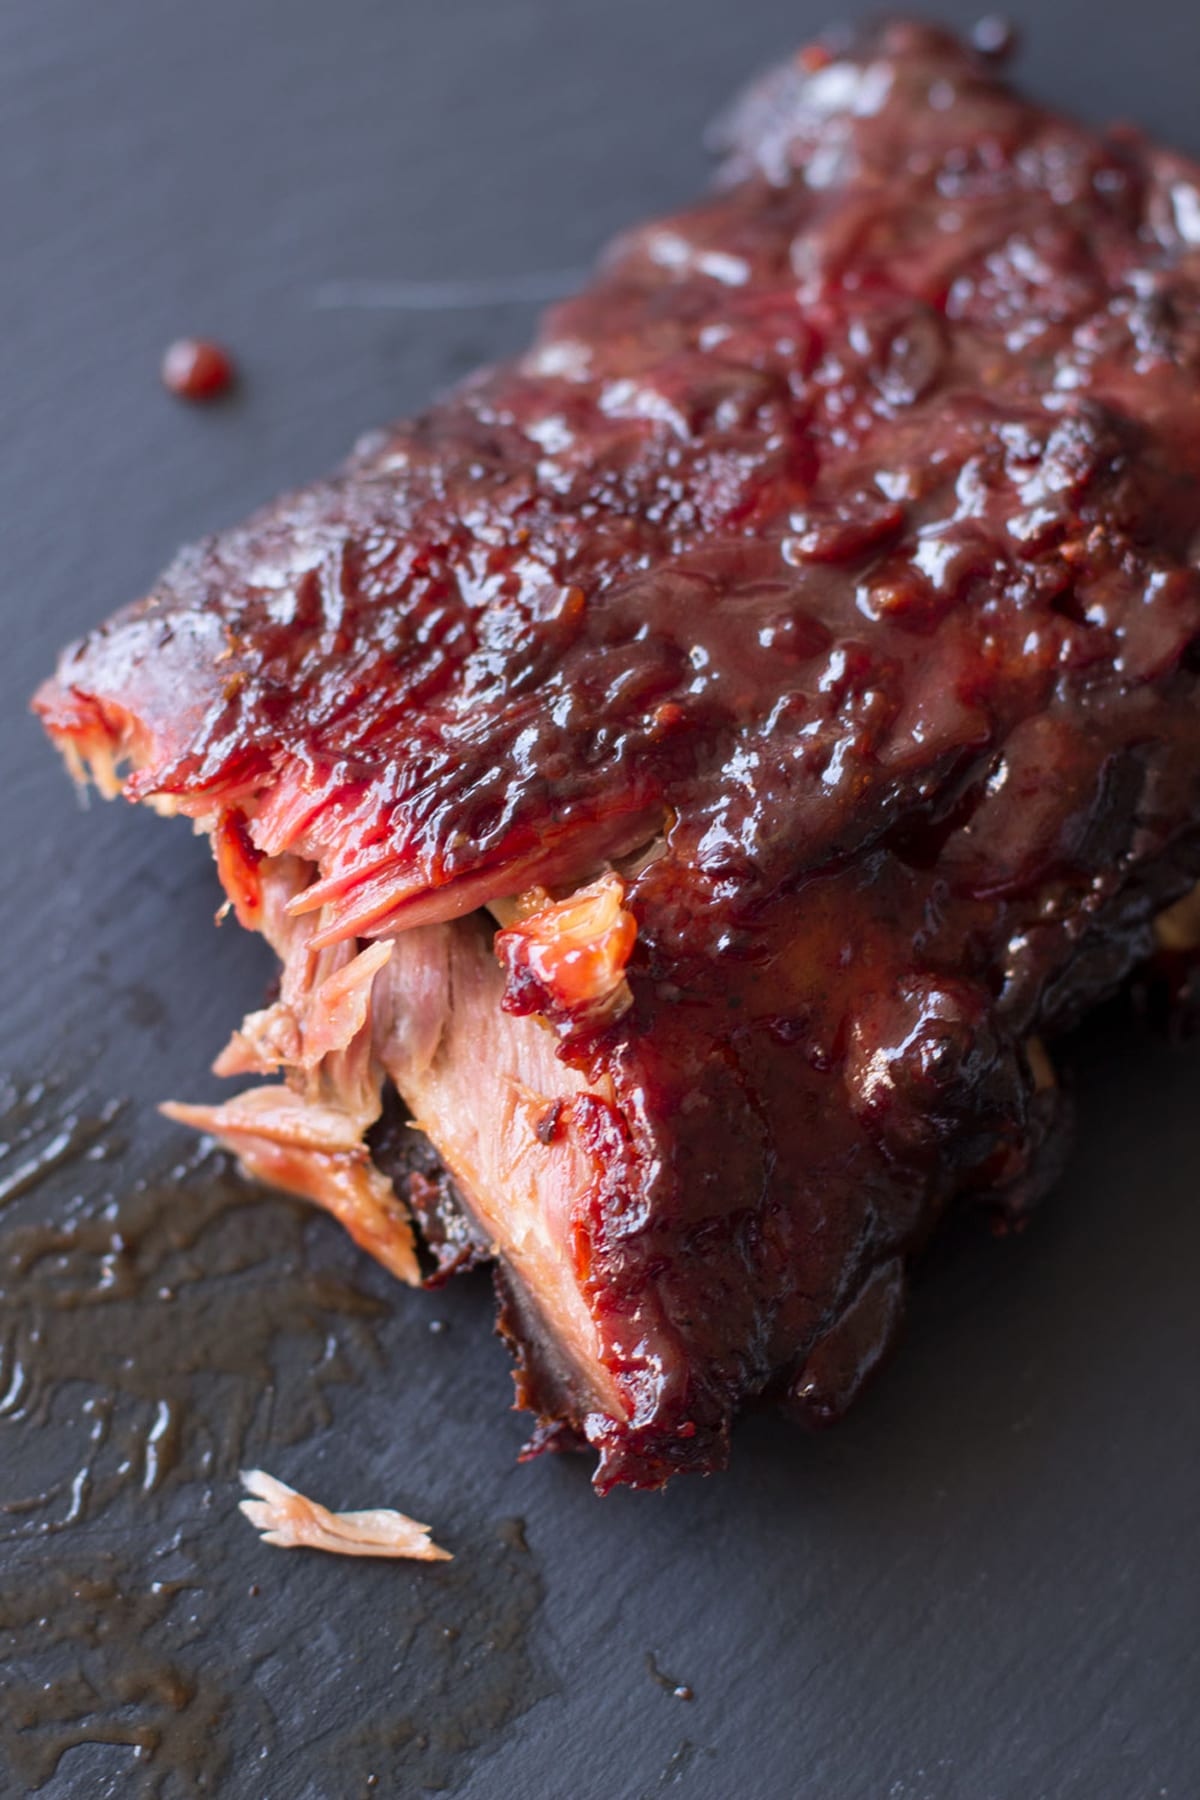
37, 23, 1200, 1486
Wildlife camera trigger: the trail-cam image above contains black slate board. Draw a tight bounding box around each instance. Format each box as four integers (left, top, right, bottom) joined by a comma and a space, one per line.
3, 4, 1199, 1796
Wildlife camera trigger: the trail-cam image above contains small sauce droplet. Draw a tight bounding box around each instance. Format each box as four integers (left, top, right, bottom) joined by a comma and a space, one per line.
646, 1651, 695, 1701
161, 338, 236, 402
495, 1515, 528, 1553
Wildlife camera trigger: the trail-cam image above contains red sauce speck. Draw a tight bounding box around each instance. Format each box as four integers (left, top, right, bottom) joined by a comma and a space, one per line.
161, 338, 236, 402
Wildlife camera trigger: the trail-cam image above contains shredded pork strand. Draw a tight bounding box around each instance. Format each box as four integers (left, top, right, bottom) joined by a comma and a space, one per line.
238, 1468, 451, 1561
163, 853, 422, 1286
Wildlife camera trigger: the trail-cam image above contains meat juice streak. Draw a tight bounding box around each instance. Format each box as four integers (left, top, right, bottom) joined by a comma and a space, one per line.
0, 1078, 386, 1529
337, 1518, 553, 1795
0, 1075, 552, 1795
0, 1560, 233, 1796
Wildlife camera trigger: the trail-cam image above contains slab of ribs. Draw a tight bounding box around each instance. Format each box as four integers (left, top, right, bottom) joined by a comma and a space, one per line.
34, 22, 1200, 1489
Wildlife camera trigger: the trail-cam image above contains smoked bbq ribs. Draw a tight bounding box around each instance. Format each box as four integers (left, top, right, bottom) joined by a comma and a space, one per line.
35, 22, 1200, 1489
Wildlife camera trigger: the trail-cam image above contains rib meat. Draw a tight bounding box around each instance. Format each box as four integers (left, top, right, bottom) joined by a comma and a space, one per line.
34, 22, 1200, 1488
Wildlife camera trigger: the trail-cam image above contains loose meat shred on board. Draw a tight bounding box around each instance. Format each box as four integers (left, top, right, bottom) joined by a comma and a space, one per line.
238, 1469, 450, 1560
34, 21, 1200, 1490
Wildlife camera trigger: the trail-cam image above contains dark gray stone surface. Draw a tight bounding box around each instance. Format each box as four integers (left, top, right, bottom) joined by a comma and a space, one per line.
2, 4, 1198, 1796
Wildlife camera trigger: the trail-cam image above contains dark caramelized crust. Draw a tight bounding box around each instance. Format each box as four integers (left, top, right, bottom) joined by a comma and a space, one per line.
35, 21, 1200, 1488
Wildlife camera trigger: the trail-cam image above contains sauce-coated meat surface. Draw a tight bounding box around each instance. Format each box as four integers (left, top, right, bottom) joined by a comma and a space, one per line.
35, 22, 1200, 1488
